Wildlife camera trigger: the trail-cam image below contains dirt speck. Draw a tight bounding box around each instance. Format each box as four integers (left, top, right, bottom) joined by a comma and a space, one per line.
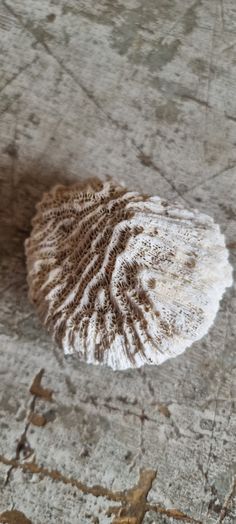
138, 152, 153, 168
3, 143, 18, 158
28, 113, 40, 125
46, 13, 56, 23
158, 404, 171, 418
28, 412, 47, 426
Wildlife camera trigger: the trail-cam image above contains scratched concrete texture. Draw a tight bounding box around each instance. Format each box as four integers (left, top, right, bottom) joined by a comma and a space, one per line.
0, 0, 236, 523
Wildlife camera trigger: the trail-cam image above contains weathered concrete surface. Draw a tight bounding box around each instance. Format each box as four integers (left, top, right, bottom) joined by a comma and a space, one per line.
0, 0, 235, 523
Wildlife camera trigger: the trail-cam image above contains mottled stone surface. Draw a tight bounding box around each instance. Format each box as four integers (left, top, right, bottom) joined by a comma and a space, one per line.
0, 1, 235, 523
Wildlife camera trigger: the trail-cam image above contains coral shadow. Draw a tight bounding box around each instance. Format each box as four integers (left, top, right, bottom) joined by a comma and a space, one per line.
0, 160, 78, 342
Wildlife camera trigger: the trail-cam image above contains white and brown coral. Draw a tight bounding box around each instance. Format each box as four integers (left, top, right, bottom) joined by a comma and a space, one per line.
25, 178, 232, 370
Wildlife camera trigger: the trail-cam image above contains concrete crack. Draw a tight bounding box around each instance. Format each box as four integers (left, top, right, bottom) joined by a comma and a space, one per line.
224, 112, 236, 123
128, 409, 147, 473
203, 9, 216, 161
80, 395, 156, 424
200, 306, 230, 520
178, 93, 210, 109
2, 1, 236, 203
2, 0, 185, 202
0, 369, 204, 523
134, 147, 189, 203
4, 369, 53, 485
216, 476, 236, 523
107, 469, 155, 524
0, 455, 202, 524
145, 504, 202, 523
219, 0, 225, 33
0, 57, 38, 95
181, 161, 236, 196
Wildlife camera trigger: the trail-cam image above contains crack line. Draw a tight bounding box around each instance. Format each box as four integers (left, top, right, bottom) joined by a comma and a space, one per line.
3, 0, 230, 204
0, 455, 202, 524
217, 476, 236, 523
2, 0, 184, 202
203, 7, 216, 161
4, 369, 53, 485
0, 57, 38, 95
200, 305, 230, 520
180, 161, 236, 196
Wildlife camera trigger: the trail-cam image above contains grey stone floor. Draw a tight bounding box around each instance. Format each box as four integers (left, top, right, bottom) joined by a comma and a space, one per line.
0, 1, 235, 523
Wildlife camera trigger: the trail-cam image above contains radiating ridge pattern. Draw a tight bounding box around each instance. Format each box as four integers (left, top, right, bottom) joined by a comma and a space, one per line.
25, 179, 232, 369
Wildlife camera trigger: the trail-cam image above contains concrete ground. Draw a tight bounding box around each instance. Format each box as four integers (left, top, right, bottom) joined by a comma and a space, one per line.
0, 1, 235, 523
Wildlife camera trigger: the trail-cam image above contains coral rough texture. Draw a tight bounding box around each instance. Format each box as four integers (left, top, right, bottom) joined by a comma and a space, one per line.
25, 179, 232, 369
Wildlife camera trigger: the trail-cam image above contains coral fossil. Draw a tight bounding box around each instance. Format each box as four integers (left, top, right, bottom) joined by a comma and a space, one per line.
25, 178, 232, 370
